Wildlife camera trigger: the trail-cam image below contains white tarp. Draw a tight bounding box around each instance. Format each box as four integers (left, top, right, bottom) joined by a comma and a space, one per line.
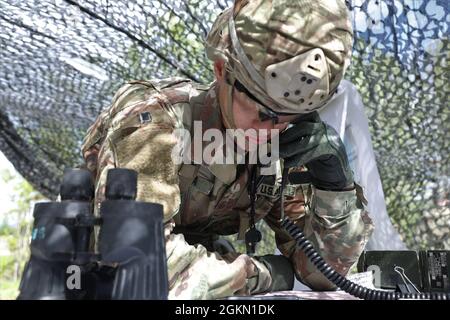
319, 80, 406, 251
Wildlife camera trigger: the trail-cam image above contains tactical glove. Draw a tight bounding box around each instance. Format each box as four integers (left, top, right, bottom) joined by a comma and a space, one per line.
279, 112, 354, 191
256, 255, 295, 292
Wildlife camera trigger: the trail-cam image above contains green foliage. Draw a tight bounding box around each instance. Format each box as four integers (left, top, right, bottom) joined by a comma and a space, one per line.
0, 256, 19, 300
0, 168, 46, 300
0, 224, 15, 236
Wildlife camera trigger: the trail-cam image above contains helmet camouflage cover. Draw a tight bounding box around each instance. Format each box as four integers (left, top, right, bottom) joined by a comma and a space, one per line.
205, 0, 353, 114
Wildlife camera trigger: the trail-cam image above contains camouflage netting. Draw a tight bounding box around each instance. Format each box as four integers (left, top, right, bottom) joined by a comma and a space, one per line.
0, 0, 448, 249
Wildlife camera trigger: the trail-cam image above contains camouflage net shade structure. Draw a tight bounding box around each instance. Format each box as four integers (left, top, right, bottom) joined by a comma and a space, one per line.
0, 0, 448, 249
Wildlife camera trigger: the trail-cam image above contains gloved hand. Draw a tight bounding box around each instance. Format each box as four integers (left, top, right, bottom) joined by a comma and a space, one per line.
279, 112, 354, 191
255, 255, 295, 292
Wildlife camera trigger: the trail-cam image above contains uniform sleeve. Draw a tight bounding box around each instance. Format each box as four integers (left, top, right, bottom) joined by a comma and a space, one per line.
82, 82, 181, 222
264, 176, 374, 291
81, 108, 110, 177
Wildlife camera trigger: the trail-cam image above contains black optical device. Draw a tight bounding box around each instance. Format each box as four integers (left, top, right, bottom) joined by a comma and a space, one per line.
18, 168, 168, 300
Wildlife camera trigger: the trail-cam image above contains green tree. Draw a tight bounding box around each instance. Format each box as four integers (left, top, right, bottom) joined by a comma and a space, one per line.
0, 169, 46, 300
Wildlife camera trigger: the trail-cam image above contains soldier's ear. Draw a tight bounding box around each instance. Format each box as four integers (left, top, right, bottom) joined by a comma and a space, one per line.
213, 59, 226, 82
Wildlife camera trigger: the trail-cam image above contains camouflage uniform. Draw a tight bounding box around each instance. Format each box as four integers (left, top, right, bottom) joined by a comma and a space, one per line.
81, 77, 374, 299
81, 0, 374, 300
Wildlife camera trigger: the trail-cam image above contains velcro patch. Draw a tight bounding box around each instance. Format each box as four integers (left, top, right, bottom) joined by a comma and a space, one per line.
256, 183, 296, 199
139, 112, 152, 124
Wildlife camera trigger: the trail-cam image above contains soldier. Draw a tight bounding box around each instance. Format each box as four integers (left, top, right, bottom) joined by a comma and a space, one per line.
82, 0, 374, 299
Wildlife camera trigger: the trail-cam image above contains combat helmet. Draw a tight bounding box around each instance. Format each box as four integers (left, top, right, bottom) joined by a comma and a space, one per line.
205, 0, 353, 126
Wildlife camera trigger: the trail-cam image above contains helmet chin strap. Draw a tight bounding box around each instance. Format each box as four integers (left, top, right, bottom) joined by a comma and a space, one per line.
219, 67, 238, 130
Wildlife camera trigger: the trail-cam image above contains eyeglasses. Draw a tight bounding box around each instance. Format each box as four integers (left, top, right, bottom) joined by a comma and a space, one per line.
233, 80, 298, 124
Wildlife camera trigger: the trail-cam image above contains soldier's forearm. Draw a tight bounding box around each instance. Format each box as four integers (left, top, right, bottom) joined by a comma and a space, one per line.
291, 187, 374, 291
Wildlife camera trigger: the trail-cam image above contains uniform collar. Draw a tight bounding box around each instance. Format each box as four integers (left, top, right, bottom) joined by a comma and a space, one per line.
189, 82, 238, 185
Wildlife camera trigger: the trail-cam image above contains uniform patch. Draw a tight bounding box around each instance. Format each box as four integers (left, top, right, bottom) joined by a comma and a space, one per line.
256, 183, 296, 199
139, 112, 152, 124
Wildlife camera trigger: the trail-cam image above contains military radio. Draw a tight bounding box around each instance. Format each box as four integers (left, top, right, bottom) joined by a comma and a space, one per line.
357, 250, 450, 294
281, 218, 450, 300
